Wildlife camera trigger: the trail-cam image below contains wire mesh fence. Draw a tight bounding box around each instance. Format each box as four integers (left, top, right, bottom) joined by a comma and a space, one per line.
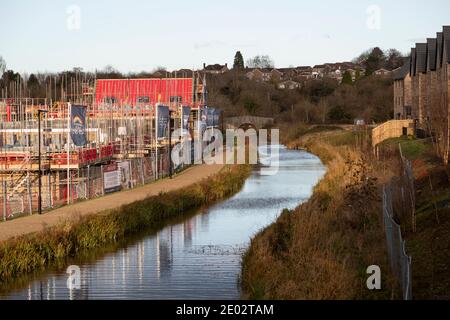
383, 184, 413, 300
382, 144, 415, 300
0, 150, 179, 222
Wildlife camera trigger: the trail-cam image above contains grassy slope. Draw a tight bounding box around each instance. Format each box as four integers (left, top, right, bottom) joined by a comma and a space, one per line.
381, 137, 450, 299
242, 129, 398, 300
0, 165, 251, 284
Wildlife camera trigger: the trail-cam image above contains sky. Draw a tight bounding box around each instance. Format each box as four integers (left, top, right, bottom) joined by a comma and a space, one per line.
1, 0, 449, 74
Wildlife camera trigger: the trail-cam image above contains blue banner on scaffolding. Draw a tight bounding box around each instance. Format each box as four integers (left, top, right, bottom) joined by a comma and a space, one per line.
213, 109, 221, 127
199, 108, 207, 135
70, 104, 87, 147
157, 105, 170, 140
182, 106, 191, 133
206, 108, 215, 127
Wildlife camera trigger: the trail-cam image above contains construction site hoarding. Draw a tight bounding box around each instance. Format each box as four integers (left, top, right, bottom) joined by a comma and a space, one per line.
103, 163, 121, 194
182, 106, 191, 133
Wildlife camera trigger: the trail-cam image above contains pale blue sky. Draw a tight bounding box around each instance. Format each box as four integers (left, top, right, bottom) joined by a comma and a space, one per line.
1, 0, 449, 74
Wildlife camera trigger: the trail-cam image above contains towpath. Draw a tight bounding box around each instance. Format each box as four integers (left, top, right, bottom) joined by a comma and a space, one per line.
0, 164, 224, 243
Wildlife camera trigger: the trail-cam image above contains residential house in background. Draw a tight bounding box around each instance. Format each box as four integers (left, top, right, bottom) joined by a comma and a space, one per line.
203, 63, 229, 74
393, 58, 412, 119
244, 62, 364, 84
278, 68, 300, 80
245, 68, 283, 82
278, 80, 301, 90
374, 68, 392, 76
174, 69, 194, 77
312, 65, 326, 79
310, 62, 363, 82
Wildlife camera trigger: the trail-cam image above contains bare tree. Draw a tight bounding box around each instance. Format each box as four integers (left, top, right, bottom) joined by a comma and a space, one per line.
0, 55, 6, 76
246, 55, 274, 68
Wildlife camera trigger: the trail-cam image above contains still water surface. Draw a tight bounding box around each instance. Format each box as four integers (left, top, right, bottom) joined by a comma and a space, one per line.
1, 146, 325, 300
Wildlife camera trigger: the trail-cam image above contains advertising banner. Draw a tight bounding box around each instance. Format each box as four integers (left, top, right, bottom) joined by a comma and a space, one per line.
181, 106, 191, 133
157, 105, 170, 140
199, 108, 207, 135
206, 108, 215, 127
103, 163, 121, 194
70, 104, 87, 147
213, 109, 221, 127
118, 161, 131, 189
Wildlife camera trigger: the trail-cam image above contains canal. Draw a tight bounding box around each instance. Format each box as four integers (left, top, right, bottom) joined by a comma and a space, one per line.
1, 146, 326, 300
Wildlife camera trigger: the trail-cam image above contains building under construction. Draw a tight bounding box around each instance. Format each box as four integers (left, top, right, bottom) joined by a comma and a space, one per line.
0, 75, 221, 220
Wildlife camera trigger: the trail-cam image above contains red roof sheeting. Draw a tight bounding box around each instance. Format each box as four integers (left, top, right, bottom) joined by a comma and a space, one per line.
95, 78, 194, 107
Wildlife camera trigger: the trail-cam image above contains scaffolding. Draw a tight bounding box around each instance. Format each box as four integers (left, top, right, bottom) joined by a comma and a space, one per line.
0, 72, 213, 220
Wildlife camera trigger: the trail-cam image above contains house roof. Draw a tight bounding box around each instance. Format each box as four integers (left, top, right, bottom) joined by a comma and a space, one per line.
296, 66, 312, 71
253, 68, 281, 74
415, 43, 428, 74
393, 58, 411, 80
410, 48, 416, 76
204, 64, 227, 71
277, 68, 295, 73
175, 69, 193, 73
427, 38, 437, 71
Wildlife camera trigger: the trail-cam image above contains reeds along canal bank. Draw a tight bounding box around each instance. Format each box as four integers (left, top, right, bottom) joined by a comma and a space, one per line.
241, 130, 400, 300
0, 165, 251, 284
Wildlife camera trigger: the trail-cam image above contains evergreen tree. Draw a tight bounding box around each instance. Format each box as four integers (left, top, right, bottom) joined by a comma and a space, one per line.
0, 56, 6, 76
364, 47, 385, 76
342, 71, 353, 85
355, 68, 361, 81
233, 51, 244, 69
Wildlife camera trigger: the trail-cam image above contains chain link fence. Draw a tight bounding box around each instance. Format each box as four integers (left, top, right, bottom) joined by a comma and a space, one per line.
382, 143, 416, 300
383, 184, 413, 300
0, 150, 179, 221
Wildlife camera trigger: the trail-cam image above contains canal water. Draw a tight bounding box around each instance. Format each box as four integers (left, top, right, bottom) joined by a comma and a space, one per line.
1, 146, 325, 300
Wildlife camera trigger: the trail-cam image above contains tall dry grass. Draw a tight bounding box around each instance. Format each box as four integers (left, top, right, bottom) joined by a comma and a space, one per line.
242, 134, 398, 300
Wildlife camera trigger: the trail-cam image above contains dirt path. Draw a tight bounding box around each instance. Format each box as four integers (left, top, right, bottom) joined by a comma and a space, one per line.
0, 164, 224, 243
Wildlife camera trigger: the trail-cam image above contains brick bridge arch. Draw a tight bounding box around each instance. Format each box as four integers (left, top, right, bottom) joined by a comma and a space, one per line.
224, 116, 274, 130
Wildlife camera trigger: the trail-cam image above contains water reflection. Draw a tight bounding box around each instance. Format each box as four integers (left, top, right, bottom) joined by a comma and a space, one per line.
1, 147, 326, 300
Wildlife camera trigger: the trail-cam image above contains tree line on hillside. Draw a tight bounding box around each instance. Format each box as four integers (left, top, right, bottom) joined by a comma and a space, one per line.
0, 58, 170, 100
208, 47, 402, 124
207, 70, 393, 124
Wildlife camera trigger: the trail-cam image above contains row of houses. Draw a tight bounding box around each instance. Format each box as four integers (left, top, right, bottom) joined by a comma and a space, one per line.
393, 26, 450, 163
201, 62, 396, 89
167, 61, 394, 90
244, 62, 368, 85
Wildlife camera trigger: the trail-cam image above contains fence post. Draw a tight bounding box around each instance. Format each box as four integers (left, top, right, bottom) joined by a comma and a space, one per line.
140, 158, 145, 185
101, 165, 105, 196
87, 165, 90, 199
48, 172, 52, 208
153, 155, 157, 180
129, 161, 134, 188
27, 172, 32, 215
2, 181, 6, 222
383, 182, 413, 300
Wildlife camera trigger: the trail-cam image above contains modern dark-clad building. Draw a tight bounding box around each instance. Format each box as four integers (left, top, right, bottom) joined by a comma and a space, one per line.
399, 26, 450, 164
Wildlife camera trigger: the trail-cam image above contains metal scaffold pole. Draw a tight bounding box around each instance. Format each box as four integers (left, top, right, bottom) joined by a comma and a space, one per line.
67, 103, 71, 205
155, 103, 159, 179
